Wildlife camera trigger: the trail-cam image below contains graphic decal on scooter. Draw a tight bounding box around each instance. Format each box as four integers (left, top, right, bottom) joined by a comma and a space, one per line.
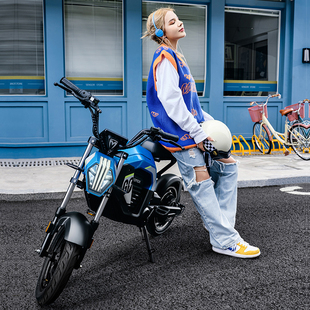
122, 173, 134, 204
145, 166, 157, 191
109, 138, 119, 149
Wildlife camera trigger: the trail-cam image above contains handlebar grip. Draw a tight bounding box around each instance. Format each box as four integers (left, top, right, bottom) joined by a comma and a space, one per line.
271, 93, 281, 98
60, 77, 83, 95
161, 131, 179, 142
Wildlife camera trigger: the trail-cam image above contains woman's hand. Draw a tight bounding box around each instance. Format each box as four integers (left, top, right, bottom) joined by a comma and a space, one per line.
198, 137, 236, 163
197, 136, 214, 152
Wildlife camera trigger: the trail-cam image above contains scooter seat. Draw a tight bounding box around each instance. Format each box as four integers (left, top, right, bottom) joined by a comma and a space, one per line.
141, 140, 175, 161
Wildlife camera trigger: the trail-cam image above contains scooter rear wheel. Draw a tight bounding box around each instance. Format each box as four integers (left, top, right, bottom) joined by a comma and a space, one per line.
35, 226, 81, 306
146, 185, 179, 236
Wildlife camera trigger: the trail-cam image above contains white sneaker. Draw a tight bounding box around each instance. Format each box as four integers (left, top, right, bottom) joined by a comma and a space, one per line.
212, 240, 261, 258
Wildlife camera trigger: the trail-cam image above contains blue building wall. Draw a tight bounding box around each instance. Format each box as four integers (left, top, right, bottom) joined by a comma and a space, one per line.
0, 0, 309, 159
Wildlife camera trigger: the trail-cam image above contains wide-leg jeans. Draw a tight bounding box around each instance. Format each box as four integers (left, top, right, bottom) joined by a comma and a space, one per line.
173, 147, 241, 249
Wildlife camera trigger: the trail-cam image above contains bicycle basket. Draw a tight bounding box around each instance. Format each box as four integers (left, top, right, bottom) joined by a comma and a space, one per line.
248, 105, 267, 122
284, 103, 305, 121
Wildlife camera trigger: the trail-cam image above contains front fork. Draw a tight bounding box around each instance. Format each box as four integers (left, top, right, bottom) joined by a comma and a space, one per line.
38, 137, 96, 257
38, 137, 127, 257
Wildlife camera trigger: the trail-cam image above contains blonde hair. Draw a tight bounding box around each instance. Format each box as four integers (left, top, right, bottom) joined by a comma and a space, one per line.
142, 7, 174, 45
142, 7, 185, 59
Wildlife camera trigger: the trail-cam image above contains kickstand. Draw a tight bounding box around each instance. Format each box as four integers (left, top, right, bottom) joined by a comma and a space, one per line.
140, 226, 155, 263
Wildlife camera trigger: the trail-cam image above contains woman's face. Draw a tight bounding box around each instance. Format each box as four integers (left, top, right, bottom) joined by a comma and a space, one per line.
163, 11, 186, 46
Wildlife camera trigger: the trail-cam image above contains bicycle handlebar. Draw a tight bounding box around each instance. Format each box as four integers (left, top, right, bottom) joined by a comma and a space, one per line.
250, 93, 281, 106
292, 99, 309, 114
270, 93, 281, 99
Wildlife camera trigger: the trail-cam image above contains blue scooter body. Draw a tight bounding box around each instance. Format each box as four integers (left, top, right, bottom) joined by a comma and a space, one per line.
84, 145, 157, 197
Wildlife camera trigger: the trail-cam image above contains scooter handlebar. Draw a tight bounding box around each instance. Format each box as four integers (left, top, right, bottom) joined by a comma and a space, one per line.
57, 77, 100, 112
160, 131, 179, 142
150, 127, 179, 142
60, 77, 83, 95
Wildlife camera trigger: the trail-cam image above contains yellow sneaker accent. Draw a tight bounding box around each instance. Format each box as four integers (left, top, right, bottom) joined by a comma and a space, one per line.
212, 240, 261, 259
235, 242, 261, 256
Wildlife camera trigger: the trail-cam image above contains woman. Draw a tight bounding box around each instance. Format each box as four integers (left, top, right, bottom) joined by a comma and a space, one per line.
143, 8, 260, 258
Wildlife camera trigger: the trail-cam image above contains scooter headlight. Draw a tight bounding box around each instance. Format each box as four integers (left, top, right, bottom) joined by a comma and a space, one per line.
86, 156, 114, 196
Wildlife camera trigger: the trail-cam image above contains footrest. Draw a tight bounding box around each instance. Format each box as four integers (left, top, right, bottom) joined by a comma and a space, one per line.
87, 209, 96, 216
155, 206, 170, 216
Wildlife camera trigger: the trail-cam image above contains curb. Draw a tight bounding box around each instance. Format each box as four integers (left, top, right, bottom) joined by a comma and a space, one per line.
237, 176, 309, 188
0, 191, 84, 202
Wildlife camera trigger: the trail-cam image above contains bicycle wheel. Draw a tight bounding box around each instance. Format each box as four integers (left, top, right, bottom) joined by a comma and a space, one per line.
253, 122, 272, 154
289, 123, 310, 160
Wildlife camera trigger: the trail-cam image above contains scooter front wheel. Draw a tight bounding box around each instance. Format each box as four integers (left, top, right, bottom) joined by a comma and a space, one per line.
35, 226, 81, 306
146, 185, 179, 236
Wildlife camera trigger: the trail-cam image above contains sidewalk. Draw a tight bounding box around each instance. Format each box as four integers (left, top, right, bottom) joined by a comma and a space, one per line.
0, 153, 309, 200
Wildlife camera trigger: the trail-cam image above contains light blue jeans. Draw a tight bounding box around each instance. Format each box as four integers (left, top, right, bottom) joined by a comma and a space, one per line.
173, 147, 241, 249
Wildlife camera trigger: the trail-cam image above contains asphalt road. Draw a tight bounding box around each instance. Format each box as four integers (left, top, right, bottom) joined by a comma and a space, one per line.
1, 184, 308, 310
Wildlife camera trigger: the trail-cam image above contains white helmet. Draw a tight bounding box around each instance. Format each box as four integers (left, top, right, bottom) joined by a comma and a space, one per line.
201, 120, 232, 152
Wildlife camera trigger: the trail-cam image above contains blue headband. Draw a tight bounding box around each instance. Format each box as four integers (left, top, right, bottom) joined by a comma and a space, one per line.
152, 13, 164, 37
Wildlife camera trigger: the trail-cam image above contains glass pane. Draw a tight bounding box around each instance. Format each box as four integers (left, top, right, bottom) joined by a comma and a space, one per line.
224, 8, 280, 96
0, 0, 45, 95
64, 0, 123, 96
142, 2, 206, 96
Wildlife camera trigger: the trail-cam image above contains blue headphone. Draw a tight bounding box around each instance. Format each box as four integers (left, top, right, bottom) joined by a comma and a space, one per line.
152, 13, 164, 37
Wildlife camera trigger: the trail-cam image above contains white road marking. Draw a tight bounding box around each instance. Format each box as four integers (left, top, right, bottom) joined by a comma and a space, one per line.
280, 186, 310, 195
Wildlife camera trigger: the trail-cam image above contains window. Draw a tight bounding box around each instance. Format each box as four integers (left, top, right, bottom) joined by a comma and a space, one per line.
142, 2, 206, 96
224, 8, 280, 96
64, 0, 123, 95
0, 0, 45, 95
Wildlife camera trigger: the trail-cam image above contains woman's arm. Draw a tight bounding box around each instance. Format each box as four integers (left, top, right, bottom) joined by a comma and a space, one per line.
156, 57, 208, 144
202, 110, 214, 122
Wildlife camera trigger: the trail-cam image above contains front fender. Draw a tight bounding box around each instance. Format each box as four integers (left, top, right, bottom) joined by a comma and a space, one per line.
156, 174, 183, 202
58, 212, 94, 248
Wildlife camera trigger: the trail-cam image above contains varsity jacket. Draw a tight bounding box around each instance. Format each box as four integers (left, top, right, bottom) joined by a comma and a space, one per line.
146, 45, 206, 152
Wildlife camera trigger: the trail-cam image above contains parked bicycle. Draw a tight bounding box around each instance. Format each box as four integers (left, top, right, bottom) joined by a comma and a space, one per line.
248, 94, 310, 160
35, 78, 185, 306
